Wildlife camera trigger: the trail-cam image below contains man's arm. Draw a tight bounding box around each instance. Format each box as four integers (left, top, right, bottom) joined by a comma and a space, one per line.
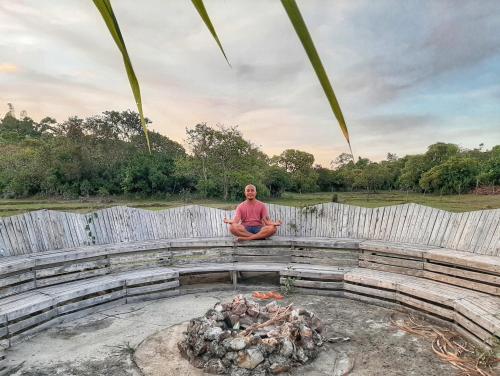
262, 217, 282, 226
261, 204, 282, 226
224, 205, 242, 224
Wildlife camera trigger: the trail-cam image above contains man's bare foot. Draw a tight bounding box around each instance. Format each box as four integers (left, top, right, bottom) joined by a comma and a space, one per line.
237, 236, 251, 241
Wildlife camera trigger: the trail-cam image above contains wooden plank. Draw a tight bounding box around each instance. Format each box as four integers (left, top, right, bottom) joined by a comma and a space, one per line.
360, 240, 425, 258
453, 297, 500, 336
126, 289, 180, 303
0, 219, 14, 257
127, 280, 179, 295
35, 268, 110, 287
421, 207, 439, 245
363, 207, 373, 239
457, 211, 480, 251
0, 293, 54, 321
0, 271, 35, 288
20, 213, 38, 253
422, 270, 500, 296
12, 215, 30, 255
370, 207, 382, 239
467, 210, 490, 253
280, 270, 346, 281
122, 269, 178, 285
35, 258, 109, 278
31, 211, 50, 252
280, 278, 342, 290
343, 282, 397, 300
0, 281, 36, 299
441, 212, 460, 249
478, 211, 500, 255
361, 253, 423, 269
359, 261, 424, 277
3, 217, 22, 256
393, 204, 408, 243
58, 289, 125, 315
344, 268, 406, 290
343, 291, 399, 310
425, 249, 500, 274
424, 262, 500, 286
450, 212, 469, 250
436, 211, 453, 248
398, 294, 454, 320
453, 314, 496, 346
57, 298, 125, 325
8, 307, 58, 335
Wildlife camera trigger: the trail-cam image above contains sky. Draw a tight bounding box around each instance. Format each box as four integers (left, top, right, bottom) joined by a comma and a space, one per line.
1, 0, 500, 166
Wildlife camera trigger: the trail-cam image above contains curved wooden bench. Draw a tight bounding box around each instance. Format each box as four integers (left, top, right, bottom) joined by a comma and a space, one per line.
0, 204, 498, 374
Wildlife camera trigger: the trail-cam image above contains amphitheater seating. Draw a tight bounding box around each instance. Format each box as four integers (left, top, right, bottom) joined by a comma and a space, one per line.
0, 204, 498, 375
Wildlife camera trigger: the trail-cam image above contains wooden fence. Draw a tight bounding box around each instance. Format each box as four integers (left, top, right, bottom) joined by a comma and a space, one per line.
0, 203, 498, 257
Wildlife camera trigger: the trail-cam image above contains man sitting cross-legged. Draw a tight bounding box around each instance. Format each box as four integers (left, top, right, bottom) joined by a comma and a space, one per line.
223, 184, 282, 241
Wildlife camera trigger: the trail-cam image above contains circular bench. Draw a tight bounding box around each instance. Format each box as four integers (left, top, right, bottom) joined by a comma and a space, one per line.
0, 204, 498, 375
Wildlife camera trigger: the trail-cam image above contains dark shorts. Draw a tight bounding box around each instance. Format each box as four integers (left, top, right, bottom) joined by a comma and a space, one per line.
245, 226, 262, 234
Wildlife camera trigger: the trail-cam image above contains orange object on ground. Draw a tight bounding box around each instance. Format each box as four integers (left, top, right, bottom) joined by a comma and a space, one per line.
252, 291, 283, 300
269, 291, 284, 300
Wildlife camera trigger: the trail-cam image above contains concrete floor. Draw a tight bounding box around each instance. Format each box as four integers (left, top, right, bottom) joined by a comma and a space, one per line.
7, 291, 460, 376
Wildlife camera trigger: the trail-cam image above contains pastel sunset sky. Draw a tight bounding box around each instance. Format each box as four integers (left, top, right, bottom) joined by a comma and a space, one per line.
1, 0, 499, 166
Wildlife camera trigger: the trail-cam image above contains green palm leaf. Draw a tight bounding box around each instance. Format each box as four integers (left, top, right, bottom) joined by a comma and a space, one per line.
92, 0, 151, 152
281, 0, 351, 152
191, 0, 231, 66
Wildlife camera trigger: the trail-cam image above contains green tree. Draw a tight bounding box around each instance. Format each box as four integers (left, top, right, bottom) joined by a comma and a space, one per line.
186, 123, 267, 200
275, 149, 318, 193
122, 153, 176, 195
263, 166, 291, 198
419, 157, 479, 194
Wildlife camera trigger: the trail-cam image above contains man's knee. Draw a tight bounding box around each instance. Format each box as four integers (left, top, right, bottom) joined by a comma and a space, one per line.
229, 223, 244, 235
263, 225, 277, 235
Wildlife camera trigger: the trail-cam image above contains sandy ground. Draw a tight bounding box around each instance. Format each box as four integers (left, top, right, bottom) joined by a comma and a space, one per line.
7, 291, 458, 376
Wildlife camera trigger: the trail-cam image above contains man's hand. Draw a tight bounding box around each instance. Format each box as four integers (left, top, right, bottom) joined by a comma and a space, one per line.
223, 218, 233, 224
272, 220, 283, 226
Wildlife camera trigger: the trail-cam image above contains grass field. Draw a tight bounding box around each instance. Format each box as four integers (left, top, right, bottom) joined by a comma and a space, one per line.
0, 191, 498, 217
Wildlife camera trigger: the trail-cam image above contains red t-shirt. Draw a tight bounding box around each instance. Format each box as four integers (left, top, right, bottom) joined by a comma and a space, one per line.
235, 200, 269, 227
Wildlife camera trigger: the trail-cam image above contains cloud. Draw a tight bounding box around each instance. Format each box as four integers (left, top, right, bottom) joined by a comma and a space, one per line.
0, 0, 499, 166
0, 63, 18, 73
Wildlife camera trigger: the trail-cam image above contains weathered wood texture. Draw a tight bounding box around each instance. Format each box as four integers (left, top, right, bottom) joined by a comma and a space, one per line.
0, 204, 498, 257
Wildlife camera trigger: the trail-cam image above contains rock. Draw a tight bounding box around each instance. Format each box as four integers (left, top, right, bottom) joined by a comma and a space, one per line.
295, 347, 308, 363
192, 338, 208, 356
229, 313, 241, 327
232, 298, 248, 315
238, 348, 265, 369
203, 358, 226, 374
214, 303, 224, 312
269, 356, 292, 374
280, 338, 294, 357
224, 337, 247, 351
224, 351, 238, 361
208, 341, 227, 358
265, 301, 279, 313
261, 337, 279, 354
246, 301, 260, 318
205, 326, 223, 341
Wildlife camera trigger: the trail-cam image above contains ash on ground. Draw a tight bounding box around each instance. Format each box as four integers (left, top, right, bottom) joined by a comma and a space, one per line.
177, 295, 325, 375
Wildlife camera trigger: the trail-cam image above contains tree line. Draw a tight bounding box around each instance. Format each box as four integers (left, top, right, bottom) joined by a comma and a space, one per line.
0, 106, 498, 200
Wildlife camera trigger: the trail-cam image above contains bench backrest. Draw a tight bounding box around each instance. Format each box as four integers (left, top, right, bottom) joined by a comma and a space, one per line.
0, 203, 498, 257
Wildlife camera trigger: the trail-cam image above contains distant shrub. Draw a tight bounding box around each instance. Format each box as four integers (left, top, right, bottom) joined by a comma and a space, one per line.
331, 193, 338, 202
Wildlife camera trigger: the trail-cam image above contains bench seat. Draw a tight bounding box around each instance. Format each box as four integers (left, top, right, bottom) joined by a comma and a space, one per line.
344, 268, 500, 346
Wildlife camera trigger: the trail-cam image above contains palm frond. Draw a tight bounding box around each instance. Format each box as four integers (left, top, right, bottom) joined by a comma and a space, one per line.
92, 0, 151, 152
191, 0, 231, 66
281, 0, 351, 153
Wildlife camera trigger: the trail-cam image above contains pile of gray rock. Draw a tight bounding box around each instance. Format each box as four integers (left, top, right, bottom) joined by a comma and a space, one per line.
177, 295, 324, 375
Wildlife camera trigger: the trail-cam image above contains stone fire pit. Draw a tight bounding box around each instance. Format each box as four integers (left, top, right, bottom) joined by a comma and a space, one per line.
177, 295, 324, 375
